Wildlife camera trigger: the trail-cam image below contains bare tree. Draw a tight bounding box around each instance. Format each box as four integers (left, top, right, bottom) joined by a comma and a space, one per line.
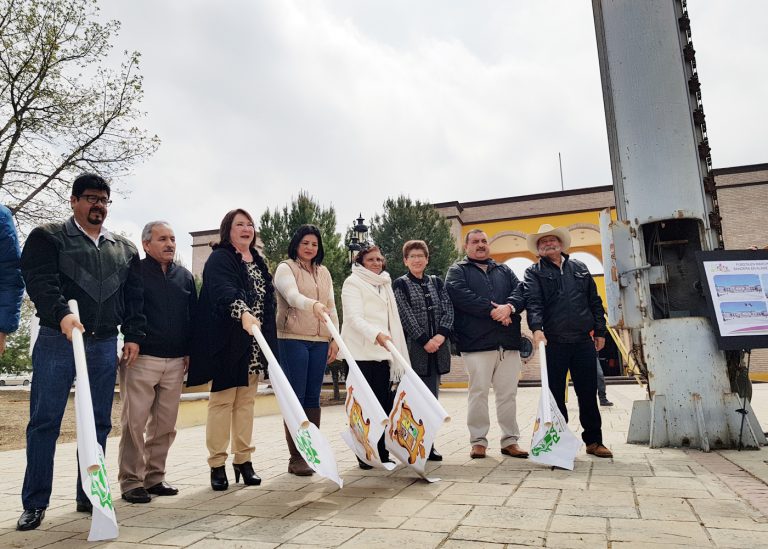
0, 0, 159, 226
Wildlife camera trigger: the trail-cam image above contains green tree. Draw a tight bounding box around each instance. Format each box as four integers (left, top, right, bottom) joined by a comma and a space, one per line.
259, 191, 347, 311
370, 196, 458, 280
0, 0, 160, 226
0, 297, 34, 374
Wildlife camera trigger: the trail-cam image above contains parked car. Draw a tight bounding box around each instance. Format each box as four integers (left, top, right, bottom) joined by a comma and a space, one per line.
0, 372, 33, 386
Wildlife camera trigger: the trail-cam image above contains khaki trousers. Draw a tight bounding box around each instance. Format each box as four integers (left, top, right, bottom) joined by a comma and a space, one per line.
118, 355, 185, 492
463, 348, 522, 448
206, 374, 259, 467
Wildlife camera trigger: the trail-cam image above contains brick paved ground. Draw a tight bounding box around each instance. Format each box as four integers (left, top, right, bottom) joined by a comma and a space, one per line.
3, 383, 768, 548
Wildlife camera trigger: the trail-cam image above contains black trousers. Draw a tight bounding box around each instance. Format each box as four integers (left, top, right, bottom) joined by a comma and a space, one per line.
357, 360, 395, 461
545, 340, 603, 445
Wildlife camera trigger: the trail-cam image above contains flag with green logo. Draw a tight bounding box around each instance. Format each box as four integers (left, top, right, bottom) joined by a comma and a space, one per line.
251, 325, 343, 488
70, 300, 118, 541
529, 342, 581, 470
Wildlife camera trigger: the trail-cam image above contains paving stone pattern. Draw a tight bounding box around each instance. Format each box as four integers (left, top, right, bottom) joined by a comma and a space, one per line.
3, 384, 768, 547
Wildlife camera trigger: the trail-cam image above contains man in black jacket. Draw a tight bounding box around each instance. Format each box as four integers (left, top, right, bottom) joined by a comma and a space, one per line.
524, 224, 613, 458
118, 221, 197, 504
17, 173, 145, 531
446, 229, 528, 459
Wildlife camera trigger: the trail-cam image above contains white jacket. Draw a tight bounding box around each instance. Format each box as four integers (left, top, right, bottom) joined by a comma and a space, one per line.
341, 273, 397, 362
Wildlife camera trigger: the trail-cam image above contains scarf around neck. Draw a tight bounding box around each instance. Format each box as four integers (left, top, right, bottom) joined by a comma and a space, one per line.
350, 264, 410, 381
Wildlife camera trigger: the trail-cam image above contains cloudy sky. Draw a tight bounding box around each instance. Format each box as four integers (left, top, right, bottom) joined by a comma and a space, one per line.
97, 1, 768, 266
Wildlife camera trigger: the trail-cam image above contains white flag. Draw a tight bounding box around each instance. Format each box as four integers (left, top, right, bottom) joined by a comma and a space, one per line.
250, 325, 343, 488
324, 315, 394, 471
529, 342, 582, 470
384, 343, 450, 482
69, 300, 119, 542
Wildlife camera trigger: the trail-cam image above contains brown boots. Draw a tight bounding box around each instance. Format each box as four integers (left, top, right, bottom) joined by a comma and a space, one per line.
285, 407, 321, 476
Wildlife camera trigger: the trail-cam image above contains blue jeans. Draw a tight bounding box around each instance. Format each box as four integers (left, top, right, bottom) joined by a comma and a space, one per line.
278, 339, 328, 408
22, 327, 118, 510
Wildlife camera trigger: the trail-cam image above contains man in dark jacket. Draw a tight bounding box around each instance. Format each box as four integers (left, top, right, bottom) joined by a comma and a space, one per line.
445, 229, 527, 459
118, 221, 197, 504
17, 173, 145, 531
0, 204, 24, 356
524, 224, 613, 458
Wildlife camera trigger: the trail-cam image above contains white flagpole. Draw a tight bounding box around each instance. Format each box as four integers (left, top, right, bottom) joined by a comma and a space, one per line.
538, 341, 553, 427
322, 313, 393, 469
68, 300, 119, 541
384, 341, 451, 422
249, 324, 343, 487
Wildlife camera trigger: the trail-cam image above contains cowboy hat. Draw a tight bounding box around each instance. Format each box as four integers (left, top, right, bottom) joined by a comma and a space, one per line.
526, 224, 571, 255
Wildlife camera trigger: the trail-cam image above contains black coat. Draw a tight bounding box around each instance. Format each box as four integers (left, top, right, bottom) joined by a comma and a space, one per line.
445, 258, 525, 353
523, 254, 606, 343
20, 217, 145, 341
139, 256, 197, 358
187, 243, 278, 391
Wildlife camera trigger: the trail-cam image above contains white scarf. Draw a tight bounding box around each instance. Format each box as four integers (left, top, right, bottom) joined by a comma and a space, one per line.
351, 264, 410, 381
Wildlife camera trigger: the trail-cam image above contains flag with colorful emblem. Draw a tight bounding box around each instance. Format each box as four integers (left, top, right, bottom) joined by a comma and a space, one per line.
69, 300, 119, 542
384, 342, 450, 481
324, 315, 395, 471
250, 325, 343, 487
529, 341, 582, 470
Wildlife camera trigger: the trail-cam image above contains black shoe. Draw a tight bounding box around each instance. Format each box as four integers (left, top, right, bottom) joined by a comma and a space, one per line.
428, 447, 443, 462
210, 466, 229, 491
233, 461, 261, 486
17, 508, 45, 531
146, 481, 179, 496
121, 487, 151, 504
76, 500, 92, 513
600, 400, 614, 407
357, 457, 374, 470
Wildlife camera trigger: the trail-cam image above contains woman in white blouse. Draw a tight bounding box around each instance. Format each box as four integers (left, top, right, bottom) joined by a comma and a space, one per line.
273, 225, 339, 475
341, 244, 410, 469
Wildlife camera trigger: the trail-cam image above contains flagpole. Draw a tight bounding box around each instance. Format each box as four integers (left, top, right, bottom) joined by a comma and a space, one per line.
538, 341, 553, 427
68, 300, 100, 474
322, 313, 388, 427
384, 340, 452, 423
249, 324, 310, 430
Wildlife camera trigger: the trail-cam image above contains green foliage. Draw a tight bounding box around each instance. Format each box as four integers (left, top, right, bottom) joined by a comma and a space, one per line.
0, 297, 34, 374
370, 196, 459, 280
0, 0, 160, 226
259, 191, 348, 314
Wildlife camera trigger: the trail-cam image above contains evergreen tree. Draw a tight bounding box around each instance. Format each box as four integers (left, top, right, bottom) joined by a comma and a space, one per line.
369, 196, 458, 280
259, 191, 347, 312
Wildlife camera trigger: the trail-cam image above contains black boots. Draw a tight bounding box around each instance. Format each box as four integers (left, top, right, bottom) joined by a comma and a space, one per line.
210, 465, 228, 491
233, 461, 261, 485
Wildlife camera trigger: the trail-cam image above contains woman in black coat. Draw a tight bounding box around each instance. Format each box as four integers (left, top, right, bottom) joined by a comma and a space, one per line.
392, 240, 454, 461
188, 209, 278, 491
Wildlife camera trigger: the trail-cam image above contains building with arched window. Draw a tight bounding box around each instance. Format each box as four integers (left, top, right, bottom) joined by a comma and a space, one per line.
432, 162, 768, 382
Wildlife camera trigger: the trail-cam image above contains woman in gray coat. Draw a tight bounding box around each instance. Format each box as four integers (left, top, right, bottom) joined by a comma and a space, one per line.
392, 240, 454, 461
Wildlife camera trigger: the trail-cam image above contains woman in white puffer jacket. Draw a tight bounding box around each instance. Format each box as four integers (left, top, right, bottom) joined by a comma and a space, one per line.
341, 244, 410, 468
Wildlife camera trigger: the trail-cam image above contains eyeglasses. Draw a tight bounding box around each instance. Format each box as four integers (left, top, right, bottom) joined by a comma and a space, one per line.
80, 195, 112, 206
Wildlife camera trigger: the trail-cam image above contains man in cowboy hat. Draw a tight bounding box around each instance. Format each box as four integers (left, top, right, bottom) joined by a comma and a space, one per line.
523, 224, 613, 458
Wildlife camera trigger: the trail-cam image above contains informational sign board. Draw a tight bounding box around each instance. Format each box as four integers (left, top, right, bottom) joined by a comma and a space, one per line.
696, 250, 768, 350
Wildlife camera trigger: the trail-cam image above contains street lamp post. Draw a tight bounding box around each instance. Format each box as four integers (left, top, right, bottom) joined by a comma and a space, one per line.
329, 214, 370, 401
347, 213, 369, 265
